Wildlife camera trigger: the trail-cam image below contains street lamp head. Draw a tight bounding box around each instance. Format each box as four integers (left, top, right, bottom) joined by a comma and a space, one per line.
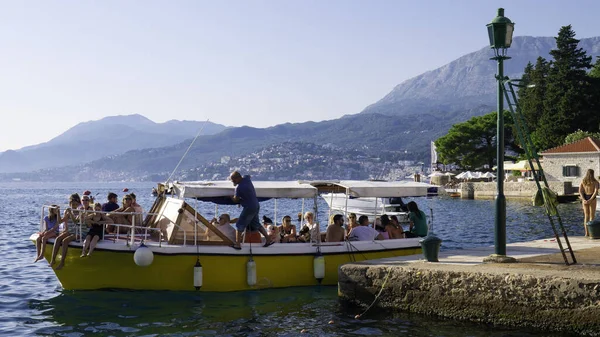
487, 8, 515, 52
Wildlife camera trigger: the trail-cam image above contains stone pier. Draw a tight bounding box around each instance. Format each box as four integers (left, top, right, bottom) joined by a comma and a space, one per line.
338, 237, 600, 336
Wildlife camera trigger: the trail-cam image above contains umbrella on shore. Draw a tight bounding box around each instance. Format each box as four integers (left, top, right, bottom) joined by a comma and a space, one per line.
427, 172, 445, 178
481, 172, 496, 181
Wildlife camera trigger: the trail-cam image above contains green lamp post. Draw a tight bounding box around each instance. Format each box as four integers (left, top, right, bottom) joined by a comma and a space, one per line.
484, 8, 516, 263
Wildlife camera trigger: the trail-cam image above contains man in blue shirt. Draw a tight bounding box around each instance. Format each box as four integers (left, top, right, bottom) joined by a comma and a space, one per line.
101, 192, 119, 212
230, 170, 274, 249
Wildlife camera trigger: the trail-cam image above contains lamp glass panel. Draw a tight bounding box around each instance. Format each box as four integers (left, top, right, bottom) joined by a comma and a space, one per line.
505, 24, 514, 47
487, 25, 495, 47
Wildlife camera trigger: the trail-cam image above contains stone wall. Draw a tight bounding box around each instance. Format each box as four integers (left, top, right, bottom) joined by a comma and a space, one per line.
338, 264, 600, 336
542, 153, 600, 186
460, 181, 572, 199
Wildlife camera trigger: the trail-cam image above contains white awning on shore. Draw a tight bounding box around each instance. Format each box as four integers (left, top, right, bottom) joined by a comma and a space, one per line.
493, 160, 541, 171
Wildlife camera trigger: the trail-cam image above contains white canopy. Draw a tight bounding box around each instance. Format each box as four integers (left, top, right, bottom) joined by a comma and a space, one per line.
170, 180, 319, 199
481, 172, 496, 178
493, 160, 541, 171
306, 180, 433, 198
427, 171, 445, 178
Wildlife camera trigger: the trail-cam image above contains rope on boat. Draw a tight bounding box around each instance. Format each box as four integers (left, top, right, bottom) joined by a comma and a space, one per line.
165, 119, 210, 184
355, 267, 392, 319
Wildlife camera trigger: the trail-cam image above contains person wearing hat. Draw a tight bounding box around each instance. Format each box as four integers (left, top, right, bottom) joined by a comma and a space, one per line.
102, 192, 119, 212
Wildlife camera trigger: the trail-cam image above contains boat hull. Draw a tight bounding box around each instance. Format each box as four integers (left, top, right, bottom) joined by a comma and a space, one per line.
34, 238, 421, 292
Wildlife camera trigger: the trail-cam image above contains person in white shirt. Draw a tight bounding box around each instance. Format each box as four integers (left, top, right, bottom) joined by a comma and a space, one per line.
207, 213, 236, 242
347, 215, 384, 241
299, 211, 320, 243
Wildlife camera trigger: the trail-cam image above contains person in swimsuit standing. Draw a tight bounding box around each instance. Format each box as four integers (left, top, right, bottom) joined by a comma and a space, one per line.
579, 169, 599, 236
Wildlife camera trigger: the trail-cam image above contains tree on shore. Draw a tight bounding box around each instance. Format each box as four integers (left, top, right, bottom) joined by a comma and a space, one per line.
434, 112, 518, 170
564, 130, 600, 144
518, 25, 598, 151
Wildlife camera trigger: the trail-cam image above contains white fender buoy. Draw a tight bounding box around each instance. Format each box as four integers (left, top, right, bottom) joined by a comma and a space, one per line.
247, 257, 257, 286
313, 253, 325, 283
133, 243, 154, 267
193, 259, 203, 290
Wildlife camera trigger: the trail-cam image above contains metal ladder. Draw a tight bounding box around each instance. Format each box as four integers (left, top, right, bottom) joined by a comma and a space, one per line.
502, 78, 577, 265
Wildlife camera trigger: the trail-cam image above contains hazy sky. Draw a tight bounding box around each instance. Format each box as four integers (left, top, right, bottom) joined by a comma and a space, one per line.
1, 0, 599, 151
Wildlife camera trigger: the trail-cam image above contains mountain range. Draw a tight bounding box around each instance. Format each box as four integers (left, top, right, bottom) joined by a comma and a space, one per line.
0, 115, 226, 173
3, 35, 600, 180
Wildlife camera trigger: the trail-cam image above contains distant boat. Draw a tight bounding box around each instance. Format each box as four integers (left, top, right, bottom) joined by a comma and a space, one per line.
311, 180, 436, 223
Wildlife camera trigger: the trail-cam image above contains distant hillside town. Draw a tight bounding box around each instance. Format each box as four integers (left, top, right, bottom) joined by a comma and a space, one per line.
178, 142, 425, 182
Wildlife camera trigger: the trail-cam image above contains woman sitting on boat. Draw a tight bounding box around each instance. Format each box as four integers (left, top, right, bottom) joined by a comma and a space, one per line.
262, 216, 280, 243
79, 194, 94, 211
50, 193, 82, 270
387, 215, 405, 239
346, 213, 359, 232
279, 215, 297, 243
33, 205, 60, 263
81, 202, 113, 257
298, 211, 319, 243
406, 201, 428, 238
375, 216, 390, 239
107, 194, 136, 234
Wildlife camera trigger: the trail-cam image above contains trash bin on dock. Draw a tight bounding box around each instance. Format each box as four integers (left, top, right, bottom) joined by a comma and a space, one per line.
587, 219, 600, 239
420, 232, 442, 262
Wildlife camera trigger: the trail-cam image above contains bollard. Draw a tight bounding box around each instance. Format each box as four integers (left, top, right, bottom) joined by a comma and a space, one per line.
420, 232, 442, 262
587, 219, 600, 239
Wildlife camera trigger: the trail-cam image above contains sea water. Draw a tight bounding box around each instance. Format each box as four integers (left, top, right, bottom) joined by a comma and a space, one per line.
0, 181, 584, 336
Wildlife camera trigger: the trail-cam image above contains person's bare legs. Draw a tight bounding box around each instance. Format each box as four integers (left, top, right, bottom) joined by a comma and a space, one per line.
256, 226, 273, 245
35, 233, 54, 262
34, 234, 43, 262
583, 201, 591, 236
55, 235, 75, 270
81, 235, 91, 257
50, 233, 66, 265
234, 230, 243, 248
590, 198, 597, 222
87, 236, 100, 256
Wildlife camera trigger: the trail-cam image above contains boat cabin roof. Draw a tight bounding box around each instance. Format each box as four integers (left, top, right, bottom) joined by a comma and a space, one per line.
170, 179, 433, 200
170, 180, 319, 200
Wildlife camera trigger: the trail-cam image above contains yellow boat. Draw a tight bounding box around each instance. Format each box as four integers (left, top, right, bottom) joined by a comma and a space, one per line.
31, 180, 432, 292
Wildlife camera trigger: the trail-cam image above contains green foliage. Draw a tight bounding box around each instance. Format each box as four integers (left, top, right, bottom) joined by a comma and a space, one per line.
564, 129, 600, 144
434, 111, 518, 170
518, 25, 600, 151
590, 57, 600, 79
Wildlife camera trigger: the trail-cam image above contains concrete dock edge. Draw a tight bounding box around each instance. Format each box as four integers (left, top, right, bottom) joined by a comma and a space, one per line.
338, 237, 600, 336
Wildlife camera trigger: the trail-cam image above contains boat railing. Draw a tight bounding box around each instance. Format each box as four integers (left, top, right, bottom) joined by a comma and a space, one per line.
40, 204, 186, 248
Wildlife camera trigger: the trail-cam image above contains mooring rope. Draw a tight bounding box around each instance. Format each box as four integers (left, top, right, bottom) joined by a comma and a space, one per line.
355, 266, 392, 319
